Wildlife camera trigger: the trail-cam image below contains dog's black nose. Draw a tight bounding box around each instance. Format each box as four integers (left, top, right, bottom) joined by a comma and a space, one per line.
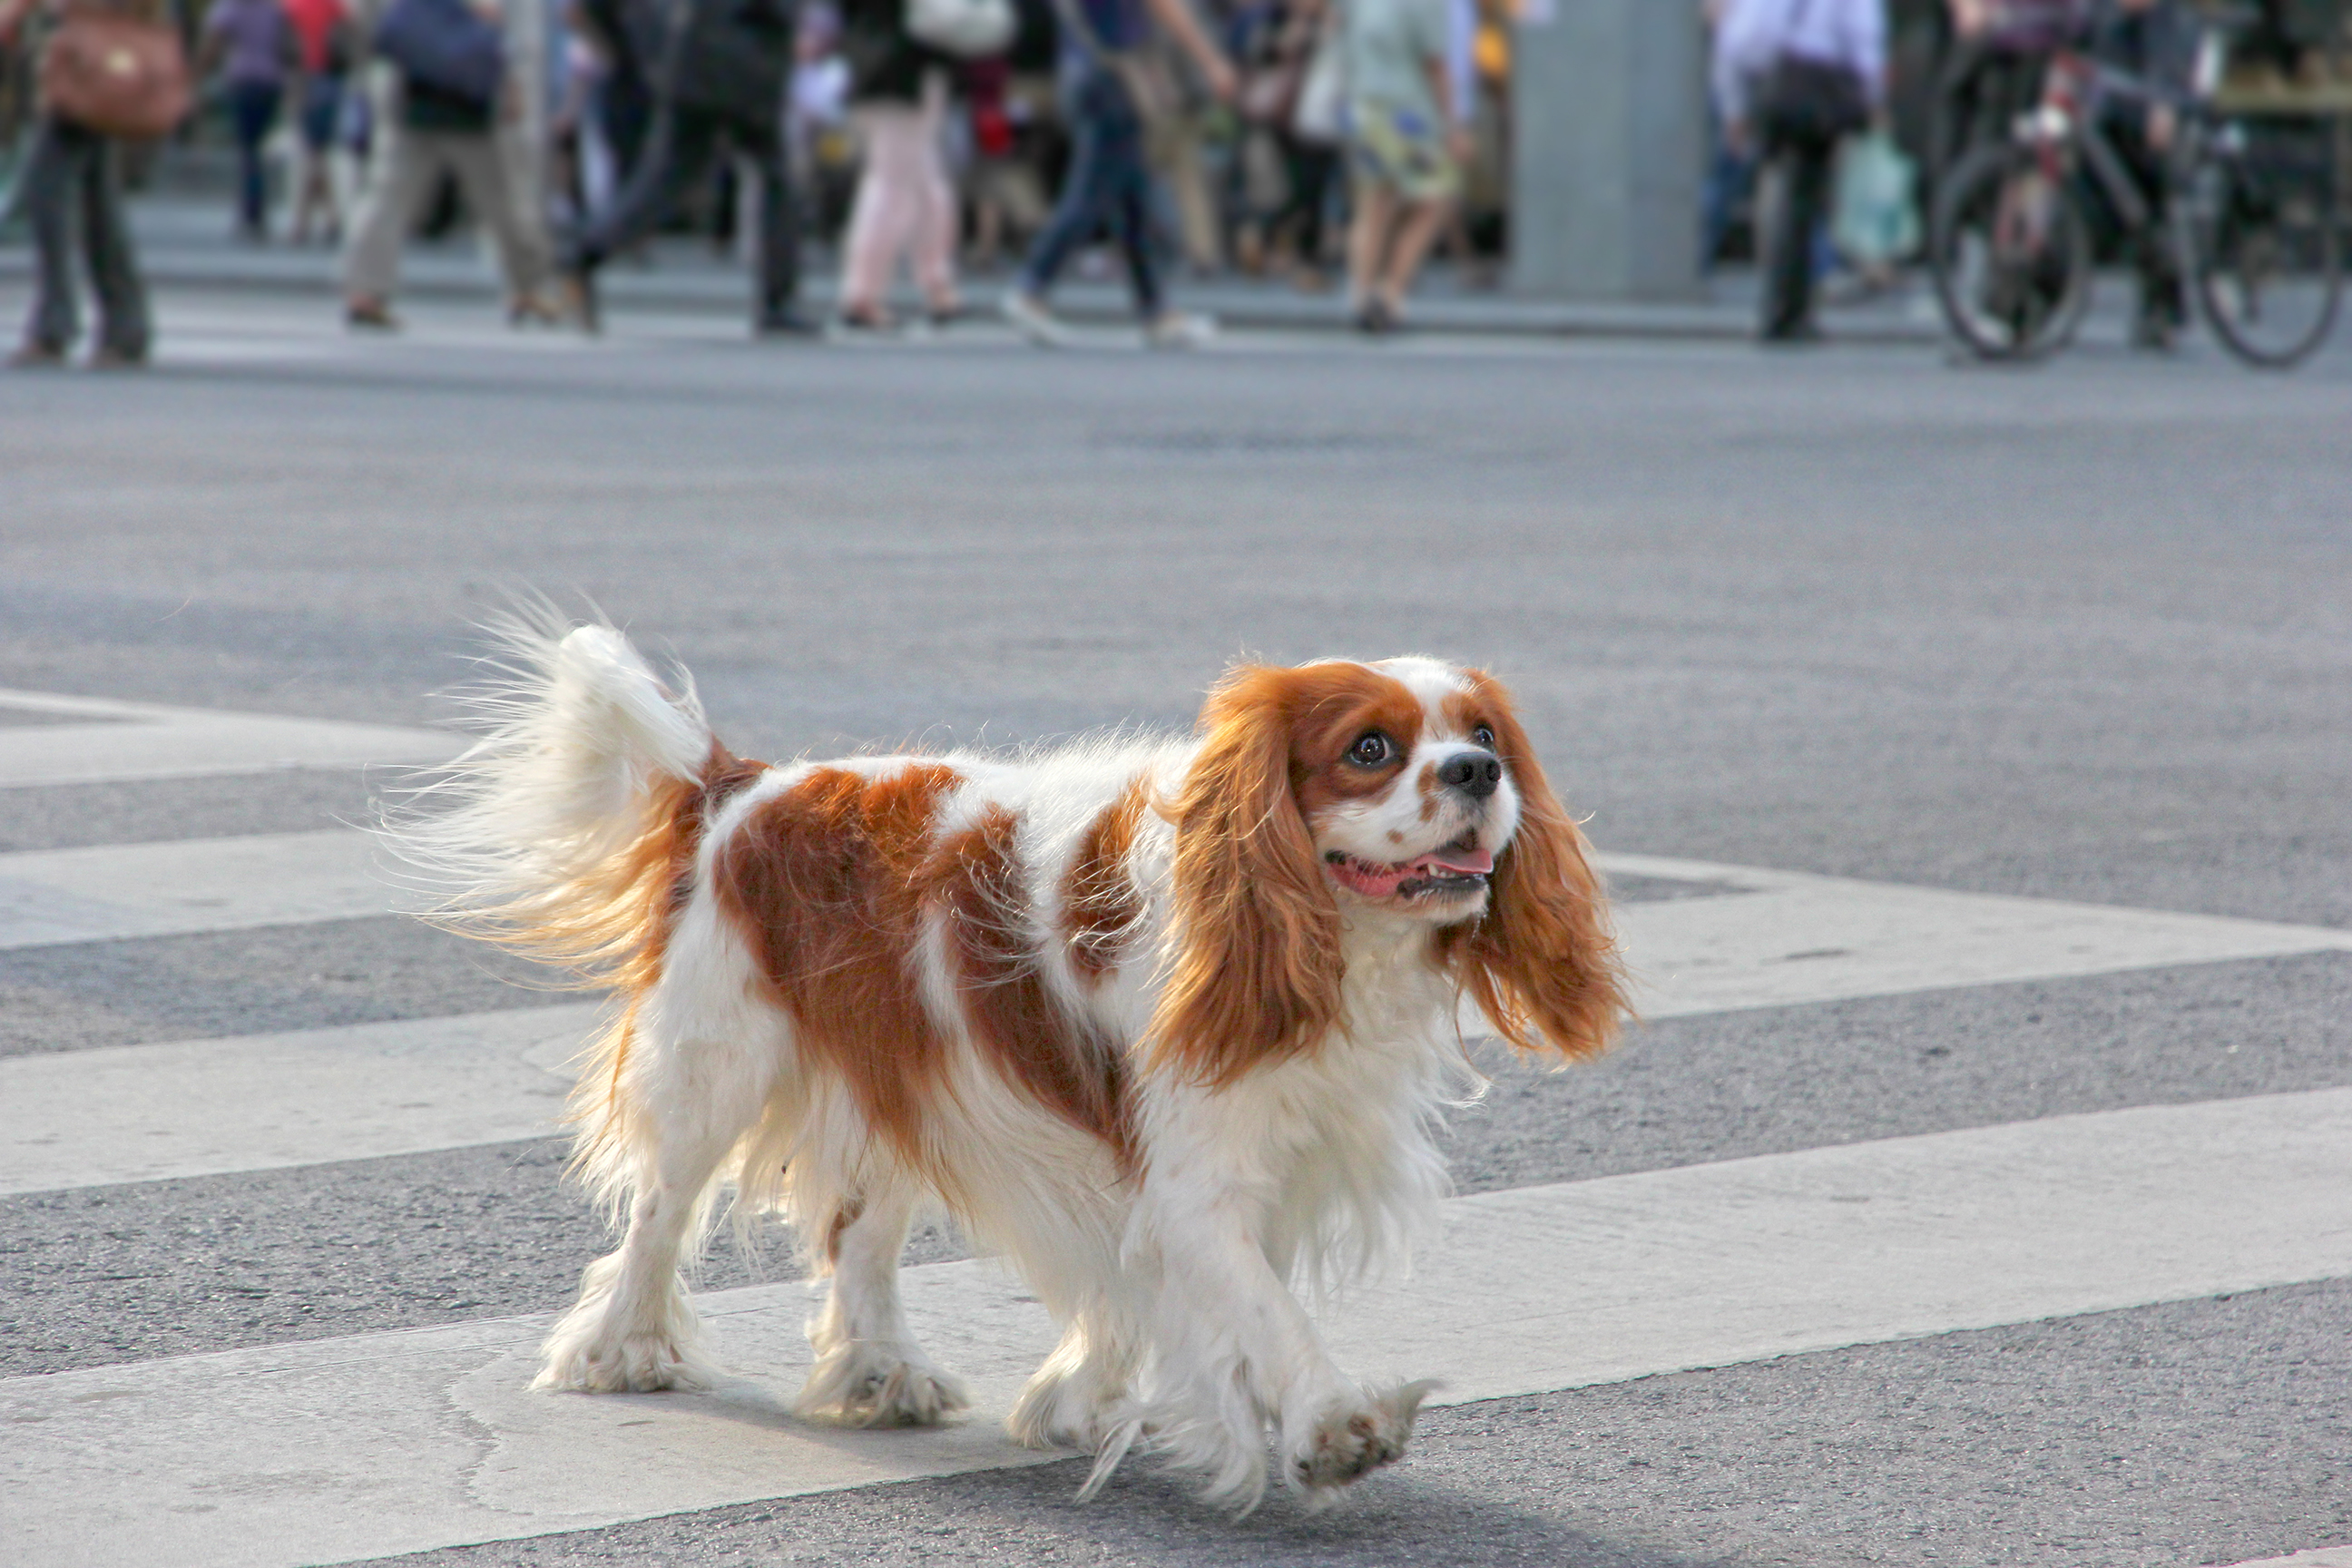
1437, 750, 1502, 799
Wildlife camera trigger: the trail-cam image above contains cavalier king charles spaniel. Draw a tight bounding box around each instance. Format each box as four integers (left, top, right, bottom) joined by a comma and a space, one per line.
397, 618, 1624, 1512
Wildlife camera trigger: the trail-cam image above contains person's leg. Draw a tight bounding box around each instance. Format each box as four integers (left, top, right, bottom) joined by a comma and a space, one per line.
574, 105, 717, 270
1346, 178, 1396, 313
449, 128, 553, 307
230, 82, 282, 237
1017, 69, 1122, 299
841, 105, 923, 317
1377, 194, 1450, 310
734, 114, 802, 325
79, 130, 151, 360
15, 117, 81, 358
908, 80, 960, 312
342, 129, 438, 310
1761, 132, 1831, 338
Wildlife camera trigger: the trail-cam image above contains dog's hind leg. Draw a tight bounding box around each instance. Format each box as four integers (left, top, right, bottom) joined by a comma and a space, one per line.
535, 997, 780, 1395
796, 1179, 970, 1426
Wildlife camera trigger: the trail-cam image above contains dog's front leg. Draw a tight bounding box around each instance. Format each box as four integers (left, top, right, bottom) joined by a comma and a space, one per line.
1132, 1155, 1430, 1512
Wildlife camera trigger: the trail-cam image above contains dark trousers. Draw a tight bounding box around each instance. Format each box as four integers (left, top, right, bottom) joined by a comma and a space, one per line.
1019, 65, 1160, 318
573, 102, 799, 322
1268, 132, 1340, 260
1759, 125, 1836, 339
227, 79, 284, 235
2106, 115, 2184, 326
19, 116, 150, 357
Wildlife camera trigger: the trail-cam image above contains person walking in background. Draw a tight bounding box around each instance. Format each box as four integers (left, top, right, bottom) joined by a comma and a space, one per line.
834, 0, 958, 330
559, 0, 809, 336
283, 0, 354, 242
2087, 0, 2194, 347
200, 0, 299, 241
1341, 0, 1469, 332
1713, 0, 1885, 342
342, 0, 560, 328
0, 0, 170, 367
999, 0, 1237, 348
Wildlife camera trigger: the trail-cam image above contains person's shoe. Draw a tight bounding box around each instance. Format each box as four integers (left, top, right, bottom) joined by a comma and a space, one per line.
557, 269, 600, 335
1352, 298, 1396, 336
832, 304, 896, 337
87, 344, 149, 369
1144, 309, 1215, 349
1001, 289, 1069, 347
2132, 311, 2178, 352
508, 292, 564, 328
345, 298, 399, 332
756, 309, 822, 338
7, 341, 65, 369
1759, 319, 1823, 346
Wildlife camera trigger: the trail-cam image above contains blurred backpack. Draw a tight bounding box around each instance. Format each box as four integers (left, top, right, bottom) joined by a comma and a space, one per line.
373, 0, 505, 107
664, 0, 793, 118
40, 9, 193, 140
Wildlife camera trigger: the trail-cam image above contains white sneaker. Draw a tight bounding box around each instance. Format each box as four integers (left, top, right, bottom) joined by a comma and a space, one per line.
1144, 310, 1217, 349
1001, 289, 1071, 347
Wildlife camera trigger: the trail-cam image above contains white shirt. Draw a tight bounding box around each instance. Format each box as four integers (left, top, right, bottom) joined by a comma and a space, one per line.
1711, 0, 1886, 123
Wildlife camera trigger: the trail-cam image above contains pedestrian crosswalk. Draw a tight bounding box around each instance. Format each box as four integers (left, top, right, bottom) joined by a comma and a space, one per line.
2, 687, 2347, 1568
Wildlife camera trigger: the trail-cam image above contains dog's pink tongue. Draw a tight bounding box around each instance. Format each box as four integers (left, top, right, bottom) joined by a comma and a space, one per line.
1408, 846, 1494, 877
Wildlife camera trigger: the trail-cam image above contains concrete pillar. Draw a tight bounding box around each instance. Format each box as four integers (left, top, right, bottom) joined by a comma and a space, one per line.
1509, 0, 1708, 300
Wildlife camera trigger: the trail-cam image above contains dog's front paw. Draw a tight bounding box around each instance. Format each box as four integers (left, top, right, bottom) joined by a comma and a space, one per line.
534, 1328, 714, 1394
1287, 1379, 1436, 1498
797, 1340, 970, 1427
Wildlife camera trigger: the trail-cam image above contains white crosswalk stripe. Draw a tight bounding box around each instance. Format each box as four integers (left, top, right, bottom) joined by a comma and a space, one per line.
9, 1090, 2349, 1568
1, 691, 2346, 1568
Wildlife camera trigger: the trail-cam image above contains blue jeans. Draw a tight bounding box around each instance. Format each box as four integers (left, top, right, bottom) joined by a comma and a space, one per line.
1018, 64, 1160, 318
226, 79, 283, 235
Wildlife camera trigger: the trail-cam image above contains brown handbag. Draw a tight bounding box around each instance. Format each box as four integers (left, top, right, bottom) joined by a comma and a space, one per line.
40, 11, 194, 141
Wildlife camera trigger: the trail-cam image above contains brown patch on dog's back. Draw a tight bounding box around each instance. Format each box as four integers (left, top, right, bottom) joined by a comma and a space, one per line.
715, 763, 961, 1160
933, 804, 1134, 1165
1062, 777, 1151, 985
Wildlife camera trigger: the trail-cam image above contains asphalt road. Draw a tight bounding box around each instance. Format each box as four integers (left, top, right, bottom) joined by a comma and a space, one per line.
1, 289, 2347, 1568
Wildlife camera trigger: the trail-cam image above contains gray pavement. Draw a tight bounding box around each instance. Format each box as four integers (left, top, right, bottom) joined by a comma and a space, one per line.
0, 286, 2347, 1568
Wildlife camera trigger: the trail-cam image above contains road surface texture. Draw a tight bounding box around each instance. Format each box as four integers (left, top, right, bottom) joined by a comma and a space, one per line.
1, 289, 2346, 1568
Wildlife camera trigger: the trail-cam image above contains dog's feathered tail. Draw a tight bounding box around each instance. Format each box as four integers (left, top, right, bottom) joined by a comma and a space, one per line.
382, 609, 736, 1213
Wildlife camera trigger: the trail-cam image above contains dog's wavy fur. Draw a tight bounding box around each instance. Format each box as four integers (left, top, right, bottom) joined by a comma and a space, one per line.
390, 614, 1626, 1512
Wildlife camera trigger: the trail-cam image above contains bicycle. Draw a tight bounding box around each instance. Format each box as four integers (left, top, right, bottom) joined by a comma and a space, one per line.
1928, 21, 2344, 368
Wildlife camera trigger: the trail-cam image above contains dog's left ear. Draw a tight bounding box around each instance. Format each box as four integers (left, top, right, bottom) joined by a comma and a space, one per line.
1146, 665, 1346, 1088
1442, 672, 1627, 1063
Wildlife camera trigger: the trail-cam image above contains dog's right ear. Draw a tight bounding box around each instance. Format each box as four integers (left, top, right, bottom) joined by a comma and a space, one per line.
1145, 666, 1346, 1089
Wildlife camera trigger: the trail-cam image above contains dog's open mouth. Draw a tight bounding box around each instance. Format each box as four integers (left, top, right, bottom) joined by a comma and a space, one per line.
1324, 834, 1494, 900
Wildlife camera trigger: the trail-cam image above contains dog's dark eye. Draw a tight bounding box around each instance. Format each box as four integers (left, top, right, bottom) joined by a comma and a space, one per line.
1471, 724, 1496, 750
1348, 731, 1394, 767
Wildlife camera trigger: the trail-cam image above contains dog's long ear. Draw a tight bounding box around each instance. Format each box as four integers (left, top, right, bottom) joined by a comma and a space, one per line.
1146, 666, 1346, 1088
1443, 671, 1627, 1063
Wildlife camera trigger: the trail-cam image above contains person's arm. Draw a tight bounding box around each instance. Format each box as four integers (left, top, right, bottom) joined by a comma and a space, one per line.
1143, 0, 1237, 103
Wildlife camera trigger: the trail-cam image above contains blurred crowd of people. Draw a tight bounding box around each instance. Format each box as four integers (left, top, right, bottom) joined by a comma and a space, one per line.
0, 0, 2342, 358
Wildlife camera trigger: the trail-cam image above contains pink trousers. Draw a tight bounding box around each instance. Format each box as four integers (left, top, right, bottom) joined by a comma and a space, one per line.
841, 88, 958, 311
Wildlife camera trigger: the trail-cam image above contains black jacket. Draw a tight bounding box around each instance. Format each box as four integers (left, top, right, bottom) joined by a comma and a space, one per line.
838, 0, 946, 105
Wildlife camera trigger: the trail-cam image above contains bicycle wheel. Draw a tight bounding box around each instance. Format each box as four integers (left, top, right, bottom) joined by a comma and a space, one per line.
2186, 133, 2343, 369
1930, 142, 2094, 361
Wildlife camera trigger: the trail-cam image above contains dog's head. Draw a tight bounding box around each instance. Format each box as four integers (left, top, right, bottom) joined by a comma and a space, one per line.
1148, 659, 1626, 1087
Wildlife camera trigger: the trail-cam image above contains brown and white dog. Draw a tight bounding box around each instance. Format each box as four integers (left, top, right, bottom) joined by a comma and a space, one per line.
397, 619, 1625, 1512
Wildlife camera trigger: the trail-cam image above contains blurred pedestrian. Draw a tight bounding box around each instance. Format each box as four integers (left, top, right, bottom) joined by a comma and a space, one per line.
1000, 0, 1237, 346
1713, 0, 1885, 342
283, 0, 355, 242
2087, 0, 2194, 347
343, 0, 560, 328
560, 0, 809, 335
1340, 0, 1469, 332
200, 0, 300, 241
2, 0, 189, 367
573, 0, 661, 182
834, 0, 960, 329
